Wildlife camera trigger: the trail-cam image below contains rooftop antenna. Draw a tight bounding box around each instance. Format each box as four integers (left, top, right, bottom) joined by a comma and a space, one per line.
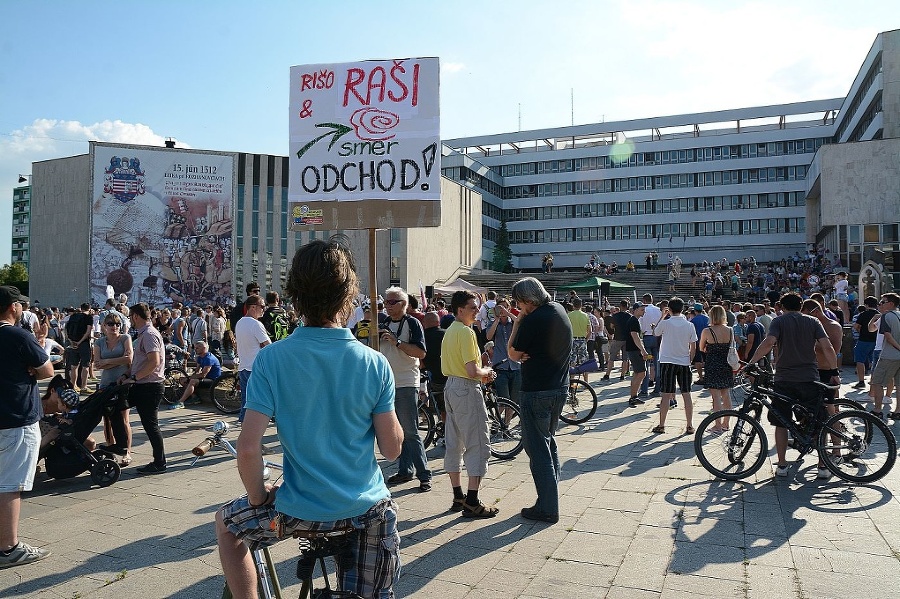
571, 88, 574, 126
518, 103, 521, 131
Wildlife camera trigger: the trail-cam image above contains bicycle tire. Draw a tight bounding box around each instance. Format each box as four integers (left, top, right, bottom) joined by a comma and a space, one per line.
163, 367, 189, 405
489, 398, 523, 459
559, 378, 598, 425
211, 371, 242, 415
818, 410, 896, 483
417, 403, 436, 449
694, 410, 768, 480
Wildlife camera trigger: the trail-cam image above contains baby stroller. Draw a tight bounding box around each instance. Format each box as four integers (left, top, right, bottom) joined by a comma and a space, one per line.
41, 385, 127, 487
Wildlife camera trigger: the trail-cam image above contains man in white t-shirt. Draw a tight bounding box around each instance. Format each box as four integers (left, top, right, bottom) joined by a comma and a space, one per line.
652, 297, 697, 434
638, 294, 662, 397
234, 296, 271, 423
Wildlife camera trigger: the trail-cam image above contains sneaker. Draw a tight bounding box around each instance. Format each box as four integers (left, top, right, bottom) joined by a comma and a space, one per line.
386, 473, 413, 486
601, 374, 610, 381
853, 381, 867, 389
637, 391, 649, 398
870, 410, 886, 421
520, 506, 559, 523
816, 467, 832, 480
774, 465, 790, 477
670, 399, 678, 409
419, 480, 432, 493
889, 412, 900, 421
0, 542, 51, 569
167, 402, 184, 410
184, 395, 203, 406
628, 397, 642, 408
136, 463, 167, 475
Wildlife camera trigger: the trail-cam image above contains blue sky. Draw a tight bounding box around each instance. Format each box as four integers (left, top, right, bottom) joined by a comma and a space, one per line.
0, 0, 893, 265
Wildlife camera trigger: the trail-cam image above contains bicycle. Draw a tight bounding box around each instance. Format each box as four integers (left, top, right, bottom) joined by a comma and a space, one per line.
191, 422, 362, 599
164, 364, 242, 414
482, 382, 523, 459
694, 363, 896, 483
559, 377, 598, 425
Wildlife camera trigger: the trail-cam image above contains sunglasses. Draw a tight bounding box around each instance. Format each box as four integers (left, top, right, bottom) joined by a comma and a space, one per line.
104, 321, 119, 326
385, 299, 404, 306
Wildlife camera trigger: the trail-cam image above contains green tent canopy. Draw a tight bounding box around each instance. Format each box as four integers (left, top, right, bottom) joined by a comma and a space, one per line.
556, 276, 635, 293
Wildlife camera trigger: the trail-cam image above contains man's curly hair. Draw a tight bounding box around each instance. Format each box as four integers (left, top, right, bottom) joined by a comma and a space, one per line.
285, 235, 358, 327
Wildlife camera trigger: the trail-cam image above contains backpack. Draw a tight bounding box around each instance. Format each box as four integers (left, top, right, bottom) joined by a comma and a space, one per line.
262, 307, 290, 341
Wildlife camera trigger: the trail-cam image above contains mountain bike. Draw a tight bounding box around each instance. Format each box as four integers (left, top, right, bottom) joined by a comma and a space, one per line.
694, 363, 896, 483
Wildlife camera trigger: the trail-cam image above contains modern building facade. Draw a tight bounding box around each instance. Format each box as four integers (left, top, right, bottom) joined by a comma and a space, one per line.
11, 184, 31, 267
442, 28, 899, 280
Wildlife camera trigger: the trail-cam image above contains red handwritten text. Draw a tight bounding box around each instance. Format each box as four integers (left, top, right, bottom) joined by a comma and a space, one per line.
300, 69, 335, 91
342, 60, 419, 108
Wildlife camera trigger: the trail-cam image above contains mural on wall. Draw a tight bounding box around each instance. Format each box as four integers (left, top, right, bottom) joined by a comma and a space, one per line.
90, 143, 235, 307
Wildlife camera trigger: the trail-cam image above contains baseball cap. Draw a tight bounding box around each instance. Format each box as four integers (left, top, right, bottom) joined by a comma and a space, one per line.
693, 303, 703, 312
632, 302, 643, 310
58, 388, 80, 409
0, 285, 28, 307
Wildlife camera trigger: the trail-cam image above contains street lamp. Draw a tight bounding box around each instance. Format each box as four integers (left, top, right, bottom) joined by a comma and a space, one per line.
18, 174, 31, 184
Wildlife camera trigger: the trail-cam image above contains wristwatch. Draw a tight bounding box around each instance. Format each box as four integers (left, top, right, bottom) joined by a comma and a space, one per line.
396, 339, 401, 347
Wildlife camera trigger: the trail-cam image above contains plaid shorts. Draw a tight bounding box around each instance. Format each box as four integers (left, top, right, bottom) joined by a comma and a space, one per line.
221, 496, 400, 598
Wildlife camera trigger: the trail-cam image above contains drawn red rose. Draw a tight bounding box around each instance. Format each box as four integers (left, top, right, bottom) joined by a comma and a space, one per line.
350, 107, 400, 141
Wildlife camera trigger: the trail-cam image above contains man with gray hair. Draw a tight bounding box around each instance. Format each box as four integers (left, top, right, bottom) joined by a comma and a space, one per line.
175, 340, 222, 407
508, 277, 573, 524
379, 286, 432, 491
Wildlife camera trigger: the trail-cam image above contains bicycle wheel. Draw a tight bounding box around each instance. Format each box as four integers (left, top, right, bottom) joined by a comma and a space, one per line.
559, 378, 598, 425
211, 372, 242, 414
694, 410, 768, 480
417, 403, 436, 449
163, 367, 189, 405
818, 410, 896, 483
489, 398, 523, 459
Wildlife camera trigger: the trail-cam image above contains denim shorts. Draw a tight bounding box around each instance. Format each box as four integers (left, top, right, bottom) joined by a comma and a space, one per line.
0, 422, 40, 492
221, 496, 400, 598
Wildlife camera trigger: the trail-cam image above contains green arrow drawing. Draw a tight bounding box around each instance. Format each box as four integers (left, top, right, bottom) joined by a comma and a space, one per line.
295, 123, 353, 159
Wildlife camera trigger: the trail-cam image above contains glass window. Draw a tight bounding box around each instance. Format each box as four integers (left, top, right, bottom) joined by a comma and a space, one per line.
864, 225, 880, 243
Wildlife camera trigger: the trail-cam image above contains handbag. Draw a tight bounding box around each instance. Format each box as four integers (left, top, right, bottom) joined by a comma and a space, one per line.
727, 330, 741, 371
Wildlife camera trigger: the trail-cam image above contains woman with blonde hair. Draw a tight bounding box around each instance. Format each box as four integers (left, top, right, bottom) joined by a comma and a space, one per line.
93, 312, 134, 465
699, 305, 735, 432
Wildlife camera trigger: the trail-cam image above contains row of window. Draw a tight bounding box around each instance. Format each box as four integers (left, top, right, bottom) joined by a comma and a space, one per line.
835, 55, 882, 142
483, 218, 806, 245
849, 94, 883, 143
501, 166, 808, 199
497, 192, 806, 222
497, 138, 827, 177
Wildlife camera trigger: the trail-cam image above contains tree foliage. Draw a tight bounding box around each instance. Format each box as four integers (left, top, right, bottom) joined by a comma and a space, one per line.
492, 220, 514, 273
0, 263, 28, 285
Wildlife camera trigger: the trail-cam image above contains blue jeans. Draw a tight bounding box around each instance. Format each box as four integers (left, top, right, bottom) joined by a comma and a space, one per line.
640, 335, 659, 394
394, 387, 431, 482
493, 369, 522, 405
520, 387, 567, 516
238, 369, 252, 423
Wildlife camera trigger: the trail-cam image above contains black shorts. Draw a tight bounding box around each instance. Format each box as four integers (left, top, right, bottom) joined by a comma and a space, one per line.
658, 363, 692, 394
626, 351, 646, 373
766, 380, 824, 428
66, 343, 91, 368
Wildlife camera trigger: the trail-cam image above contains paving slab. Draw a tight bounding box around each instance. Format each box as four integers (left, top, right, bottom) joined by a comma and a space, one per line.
2, 372, 898, 598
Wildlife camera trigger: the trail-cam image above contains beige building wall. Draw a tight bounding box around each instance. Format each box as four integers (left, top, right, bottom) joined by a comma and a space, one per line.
811, 139, 900, 229
30, 154, 91, 307
883, 29, 900, 140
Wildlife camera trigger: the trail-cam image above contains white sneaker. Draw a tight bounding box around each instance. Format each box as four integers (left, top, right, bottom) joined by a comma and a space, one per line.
817, 467, 832, 480
0, 542, 51, 569
774, 465, 790, 477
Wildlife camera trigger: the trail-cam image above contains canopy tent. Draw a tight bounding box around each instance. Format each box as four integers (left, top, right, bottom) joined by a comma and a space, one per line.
556, 276, 634, 293
434, 278, 488, 295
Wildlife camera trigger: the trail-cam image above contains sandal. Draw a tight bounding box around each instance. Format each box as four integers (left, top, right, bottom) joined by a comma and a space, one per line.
652, 425, 665, 434
119, 454, 133, 467
461, 501, 499, 518
684, 426, 695, 435
449, 497, 465, 513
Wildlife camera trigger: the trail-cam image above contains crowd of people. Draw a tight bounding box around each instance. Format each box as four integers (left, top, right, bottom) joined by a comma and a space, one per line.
3, 237, 899, 598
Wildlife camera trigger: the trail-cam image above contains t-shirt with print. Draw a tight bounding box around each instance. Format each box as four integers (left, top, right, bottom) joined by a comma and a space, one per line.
0, 323, 50, 429
378, 314, 426, 388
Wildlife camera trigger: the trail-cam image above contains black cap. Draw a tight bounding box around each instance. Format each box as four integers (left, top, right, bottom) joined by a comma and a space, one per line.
0, 285, 28, 308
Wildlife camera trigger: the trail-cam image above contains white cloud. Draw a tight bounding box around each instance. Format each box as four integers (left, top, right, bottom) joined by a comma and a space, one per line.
0, 119, 187, 264
441, 62, 466, 74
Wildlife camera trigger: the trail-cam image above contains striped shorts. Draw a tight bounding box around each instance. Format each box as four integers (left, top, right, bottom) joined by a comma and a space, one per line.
657, 363, 692, 394
221, 496, 400, 598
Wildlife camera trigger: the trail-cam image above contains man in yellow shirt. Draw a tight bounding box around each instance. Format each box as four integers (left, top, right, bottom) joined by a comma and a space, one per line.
567, 297, 591, 377
441, 290, 498, 518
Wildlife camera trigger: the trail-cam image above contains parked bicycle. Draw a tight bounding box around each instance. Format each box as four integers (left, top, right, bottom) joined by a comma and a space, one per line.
191, 422, 361, 599
694, 363, 896, 483
164, 363, 241, 414
559, 376, 598, 425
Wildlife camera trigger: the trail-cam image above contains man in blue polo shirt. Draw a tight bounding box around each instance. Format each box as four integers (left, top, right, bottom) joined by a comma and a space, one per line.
176, 341, 222, 407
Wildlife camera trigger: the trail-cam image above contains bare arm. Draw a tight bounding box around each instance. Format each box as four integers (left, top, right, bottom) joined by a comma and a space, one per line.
748, 335, 777, 365
815, 336, 840, 371
506, 314, 528, 362
32, 359, 55, 380
464, 359, 493, 381
630, 330, 647, 355
373, 410, 403, 461
397, 340, 425, 359
236, 409, 272, 506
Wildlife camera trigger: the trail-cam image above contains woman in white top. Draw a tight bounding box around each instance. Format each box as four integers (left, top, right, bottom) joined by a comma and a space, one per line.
209, 307, 227, 353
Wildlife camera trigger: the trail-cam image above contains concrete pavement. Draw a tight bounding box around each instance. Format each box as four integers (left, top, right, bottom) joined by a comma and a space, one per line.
2, 372, 899, 598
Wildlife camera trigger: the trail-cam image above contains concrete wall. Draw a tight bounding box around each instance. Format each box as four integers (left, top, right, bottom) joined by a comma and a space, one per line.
816, 138, 900, 227
883, 29, 900, 140
30, 154, 91, 307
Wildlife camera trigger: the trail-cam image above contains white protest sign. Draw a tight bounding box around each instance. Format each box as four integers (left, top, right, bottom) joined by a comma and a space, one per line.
289, 57, 440, 202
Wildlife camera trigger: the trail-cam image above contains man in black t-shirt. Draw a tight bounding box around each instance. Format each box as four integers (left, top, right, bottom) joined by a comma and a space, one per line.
0, 286, 55, 569
230, 283, 261, 332
508, 277, 572, 523
603, 300, 633, 381
853, 296, 880, 388
421, 312, 447, 431
260, 292, 290, 342
625, 303, 652, 407
64, 303, 93, 390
